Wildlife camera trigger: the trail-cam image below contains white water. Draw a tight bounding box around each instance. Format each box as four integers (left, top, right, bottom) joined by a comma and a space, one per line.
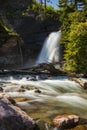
0, 74, 87, 121
36, 31, 61, 64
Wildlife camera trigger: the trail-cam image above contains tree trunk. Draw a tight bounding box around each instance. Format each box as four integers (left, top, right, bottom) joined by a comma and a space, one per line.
40, 0, 43, 6
44, 0, 46, 8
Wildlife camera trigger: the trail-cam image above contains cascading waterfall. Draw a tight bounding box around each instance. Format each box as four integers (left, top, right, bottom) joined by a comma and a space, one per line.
36, 30, 61, 64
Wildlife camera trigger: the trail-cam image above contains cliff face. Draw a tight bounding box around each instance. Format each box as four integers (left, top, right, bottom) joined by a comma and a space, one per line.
0, 1, 61, 69
0, 20, 24, 69
14, 15, 60, 68
0, 0, 30, 10
0, 15, 60, 69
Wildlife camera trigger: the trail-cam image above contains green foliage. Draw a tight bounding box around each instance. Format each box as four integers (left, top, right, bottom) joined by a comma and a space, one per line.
58, 0, 87, 73
59, 0, 67, 9
64, 22, 87, 73
0, 20, 18, 36
28, 2, 42, 12
22, 2, 44, 15
44, 5, 58, 19
45, 5, 54, 13
68, 11, 87, 23
59, 5, 75, 46
22, 1, 58, 20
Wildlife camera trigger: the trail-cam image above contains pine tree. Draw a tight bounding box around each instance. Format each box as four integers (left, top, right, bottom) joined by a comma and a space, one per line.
58, 0, 67, 9
44, 0, 46, 8
64, 22, 87, 73
40, 0, 43, 6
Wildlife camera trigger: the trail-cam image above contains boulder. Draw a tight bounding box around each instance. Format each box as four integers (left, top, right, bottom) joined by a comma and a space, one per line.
0, 97, 34, 130
69, 77, 87, 89
53, 114, 80, 129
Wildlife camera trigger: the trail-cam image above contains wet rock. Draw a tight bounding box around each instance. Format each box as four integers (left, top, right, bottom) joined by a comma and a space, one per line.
83, 73, 87, 78
27, 76, 37, 81
25, 85, 35, 90
17, 85, 25, 92
73, 125, 87, 130
14, 97, 29, 102
0, 87, 3, 92
7, 96, 16, 105
0, 94, 16, 105
53, 114, 80, 129
34, 89, 41, 93
69, 77, 87, 89
79, 117, 87, 126
0, 97, 34, 130
34, 119, 52, 130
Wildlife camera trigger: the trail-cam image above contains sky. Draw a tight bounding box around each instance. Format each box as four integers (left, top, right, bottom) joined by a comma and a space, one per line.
36, 0, 58, 9
47, 0, 58, 9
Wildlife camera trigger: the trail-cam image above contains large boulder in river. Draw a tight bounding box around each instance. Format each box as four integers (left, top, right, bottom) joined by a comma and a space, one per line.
0, 97, 34, 130
53, 114, 80, 129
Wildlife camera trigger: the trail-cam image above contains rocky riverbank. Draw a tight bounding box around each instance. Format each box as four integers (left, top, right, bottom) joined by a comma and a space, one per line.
0, 63, 87, 130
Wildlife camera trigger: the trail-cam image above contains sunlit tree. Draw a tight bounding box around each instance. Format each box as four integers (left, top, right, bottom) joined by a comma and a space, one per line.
64, 22, 87, 73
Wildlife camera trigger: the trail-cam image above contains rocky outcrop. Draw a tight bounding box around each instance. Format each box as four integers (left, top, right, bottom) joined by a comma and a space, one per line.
0, 14, 60, 69
0, 97, 34, 130
0, 1, 61, 69
0, 35, 24, 69
34, 119, 52, 130
0, 0, 31, 10
13, 15, 60, 43
10, 15, 60, 69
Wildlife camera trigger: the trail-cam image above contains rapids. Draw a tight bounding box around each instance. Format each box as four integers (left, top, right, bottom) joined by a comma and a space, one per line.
0, 74, 87, 125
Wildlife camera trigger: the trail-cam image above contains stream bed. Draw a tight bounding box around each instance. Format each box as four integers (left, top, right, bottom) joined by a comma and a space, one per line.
0, 74, 87, 130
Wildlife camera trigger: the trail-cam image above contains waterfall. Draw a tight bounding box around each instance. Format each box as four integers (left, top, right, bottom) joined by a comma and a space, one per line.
36, 30, 61, 64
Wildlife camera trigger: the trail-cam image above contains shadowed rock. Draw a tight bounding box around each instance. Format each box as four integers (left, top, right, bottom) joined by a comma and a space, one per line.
34, 89, 41, 93
0, 97, 34, 130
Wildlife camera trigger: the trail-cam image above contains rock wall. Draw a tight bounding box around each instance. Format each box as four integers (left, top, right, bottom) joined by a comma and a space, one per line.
0, 32, 24, 69
0, 13, 61, 69
0, 0, 31, 10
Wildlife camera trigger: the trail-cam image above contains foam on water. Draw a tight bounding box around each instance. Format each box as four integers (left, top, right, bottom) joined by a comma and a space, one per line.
57, 95, 87, 109
1, 74, 87, 120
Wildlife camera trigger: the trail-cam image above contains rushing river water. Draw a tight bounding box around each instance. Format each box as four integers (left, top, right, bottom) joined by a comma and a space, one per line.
0, 74, 87, 128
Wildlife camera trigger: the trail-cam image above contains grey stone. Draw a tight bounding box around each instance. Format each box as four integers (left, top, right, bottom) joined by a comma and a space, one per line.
0, 97, 34, 130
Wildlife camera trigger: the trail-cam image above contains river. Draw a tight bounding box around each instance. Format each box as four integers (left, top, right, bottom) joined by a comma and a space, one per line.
0, 74, 87, 130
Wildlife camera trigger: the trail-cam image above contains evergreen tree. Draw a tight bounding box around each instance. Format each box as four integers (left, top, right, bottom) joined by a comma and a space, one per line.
58, 0, 87, 74
58, 0, 67, 9
58, 0, 86, 9
64, 22, 87, 73
44, 0, 47, 8
40, 0, 43, 6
